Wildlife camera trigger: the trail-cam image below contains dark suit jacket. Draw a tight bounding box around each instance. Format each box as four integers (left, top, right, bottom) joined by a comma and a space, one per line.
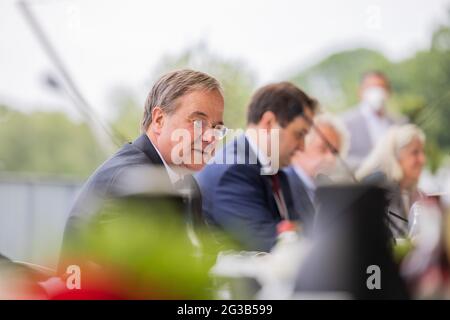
194, 134, 298, 252
60, 134, 202, 271
67, 134, 170, 220
283, 166, 316, 235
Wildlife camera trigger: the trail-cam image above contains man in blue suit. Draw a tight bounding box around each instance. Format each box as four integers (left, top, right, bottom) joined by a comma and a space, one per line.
195, 82, 317, 252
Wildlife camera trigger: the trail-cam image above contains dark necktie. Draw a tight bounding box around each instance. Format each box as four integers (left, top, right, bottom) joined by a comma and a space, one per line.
271, 173, 289, 220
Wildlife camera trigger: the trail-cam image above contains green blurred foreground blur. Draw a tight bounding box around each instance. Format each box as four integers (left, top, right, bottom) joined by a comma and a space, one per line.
60, 195, 237, 299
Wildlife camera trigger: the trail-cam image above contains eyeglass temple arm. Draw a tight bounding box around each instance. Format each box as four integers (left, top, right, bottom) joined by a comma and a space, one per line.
303, 114, 357, 183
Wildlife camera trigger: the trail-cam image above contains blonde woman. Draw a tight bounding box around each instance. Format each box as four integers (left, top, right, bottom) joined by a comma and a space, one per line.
356, 124, 426, 237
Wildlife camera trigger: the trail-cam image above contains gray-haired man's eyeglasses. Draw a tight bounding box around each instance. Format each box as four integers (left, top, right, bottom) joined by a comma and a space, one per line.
193, 119, 228, 140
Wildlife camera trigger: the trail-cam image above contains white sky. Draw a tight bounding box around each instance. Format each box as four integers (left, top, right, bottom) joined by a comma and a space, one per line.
1, 0, 449, 119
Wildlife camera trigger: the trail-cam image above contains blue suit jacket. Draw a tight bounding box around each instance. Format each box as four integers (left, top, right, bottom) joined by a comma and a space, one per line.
195, 134, 298, 252
283, 166, 316, 235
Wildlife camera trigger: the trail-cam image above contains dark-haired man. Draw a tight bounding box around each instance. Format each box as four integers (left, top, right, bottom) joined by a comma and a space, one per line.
195, 82, 317, 252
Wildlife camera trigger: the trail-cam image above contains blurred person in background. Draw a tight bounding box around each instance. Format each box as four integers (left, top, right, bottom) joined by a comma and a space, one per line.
342, 71, 407, 169
356, 124, 427, 238
195, 82, 317, 252
284, 113, 349, 233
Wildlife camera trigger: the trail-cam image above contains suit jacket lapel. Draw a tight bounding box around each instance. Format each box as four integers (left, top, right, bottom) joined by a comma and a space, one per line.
132, 134, 165, 166
284, 166, 315, 224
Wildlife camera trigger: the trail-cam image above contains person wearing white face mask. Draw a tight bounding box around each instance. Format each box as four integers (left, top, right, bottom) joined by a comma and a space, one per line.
342, 71, 407, 170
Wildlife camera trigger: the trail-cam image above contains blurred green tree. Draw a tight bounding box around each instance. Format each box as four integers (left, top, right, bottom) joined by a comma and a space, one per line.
152, 43, 256, 130
290, 13, 450, 172
0, 105, 105, 177
290, 48, 391, 112
110, 43, 256, 142
109, 87, 143, 140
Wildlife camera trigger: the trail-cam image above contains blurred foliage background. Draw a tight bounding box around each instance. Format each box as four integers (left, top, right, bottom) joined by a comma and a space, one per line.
290, 13, 450, 172
0, 12, 449, 177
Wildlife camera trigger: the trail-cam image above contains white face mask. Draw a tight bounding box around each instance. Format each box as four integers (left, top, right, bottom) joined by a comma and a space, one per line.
362, 87, 388, 112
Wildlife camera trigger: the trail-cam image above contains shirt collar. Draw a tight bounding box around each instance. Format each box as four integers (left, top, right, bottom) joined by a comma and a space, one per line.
244, 131, 274, 174
149, 139, 183, 185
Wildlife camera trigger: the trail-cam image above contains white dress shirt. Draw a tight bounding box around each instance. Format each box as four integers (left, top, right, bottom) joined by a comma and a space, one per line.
245, 131, 275, 175
150, 140, 183, 185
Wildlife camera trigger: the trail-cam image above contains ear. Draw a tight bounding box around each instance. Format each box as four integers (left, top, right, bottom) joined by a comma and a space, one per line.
149, 106, 165, 135
259, 111, 279, 130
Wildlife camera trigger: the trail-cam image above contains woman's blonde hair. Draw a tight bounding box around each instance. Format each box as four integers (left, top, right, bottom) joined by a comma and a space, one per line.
356, 124, 425, 183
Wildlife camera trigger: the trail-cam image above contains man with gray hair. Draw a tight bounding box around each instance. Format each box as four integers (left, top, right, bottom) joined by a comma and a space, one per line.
141, 69, 226, 176
284, 113, 349, 234
59, 69, 226, 271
